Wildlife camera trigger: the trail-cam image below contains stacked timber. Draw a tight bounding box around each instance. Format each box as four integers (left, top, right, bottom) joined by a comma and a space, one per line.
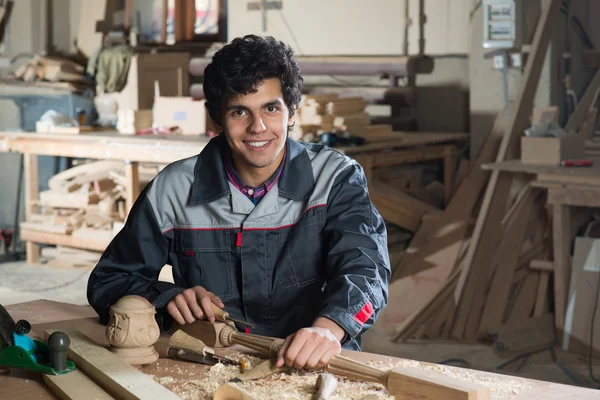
376, 0, 597, 346
292, 94, 397, 142
20, 160, 133, 268
11, 55, 92, 93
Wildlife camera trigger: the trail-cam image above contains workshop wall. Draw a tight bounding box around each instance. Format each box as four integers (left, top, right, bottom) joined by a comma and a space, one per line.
228, 0, 471, 56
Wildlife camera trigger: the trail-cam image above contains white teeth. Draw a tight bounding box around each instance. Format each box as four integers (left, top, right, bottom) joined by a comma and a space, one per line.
247, 141, 268, 147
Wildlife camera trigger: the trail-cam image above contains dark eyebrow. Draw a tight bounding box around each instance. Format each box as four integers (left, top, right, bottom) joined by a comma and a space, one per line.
262, 100, 284, 108
225, 104, 250, 112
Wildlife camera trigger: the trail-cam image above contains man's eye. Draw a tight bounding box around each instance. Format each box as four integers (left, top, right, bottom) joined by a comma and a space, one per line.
233, 110, 245, 116
266, 106, 278, 112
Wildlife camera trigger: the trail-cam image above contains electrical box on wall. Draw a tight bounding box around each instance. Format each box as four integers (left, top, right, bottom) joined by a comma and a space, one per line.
482, 0, 521, 49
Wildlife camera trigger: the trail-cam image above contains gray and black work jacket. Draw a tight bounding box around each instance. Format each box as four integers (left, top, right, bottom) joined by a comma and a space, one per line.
87, 135, 391, 350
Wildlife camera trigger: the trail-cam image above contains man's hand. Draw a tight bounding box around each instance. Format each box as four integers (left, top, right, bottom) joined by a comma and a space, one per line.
275, 318, 344, 370
166, 286, 224, 325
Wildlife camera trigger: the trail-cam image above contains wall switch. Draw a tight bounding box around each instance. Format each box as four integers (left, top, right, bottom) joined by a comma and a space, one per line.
492, 54, 505, 69
510, 53, 522, 68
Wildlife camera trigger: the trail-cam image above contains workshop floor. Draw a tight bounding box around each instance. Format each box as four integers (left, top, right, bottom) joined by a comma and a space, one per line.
1, 260, 599, 391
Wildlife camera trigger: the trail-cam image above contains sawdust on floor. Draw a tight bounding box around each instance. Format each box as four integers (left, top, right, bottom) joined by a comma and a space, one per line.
149, 352, 532, 399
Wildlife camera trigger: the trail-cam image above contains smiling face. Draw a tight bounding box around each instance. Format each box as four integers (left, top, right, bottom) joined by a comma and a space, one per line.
219, 78, 294, 186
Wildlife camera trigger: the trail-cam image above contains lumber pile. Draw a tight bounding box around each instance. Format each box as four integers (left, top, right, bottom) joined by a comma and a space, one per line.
377, 0, 578, 343
21, 160, 134, 267
11, 55, 92, 92
291, 93, 398, 143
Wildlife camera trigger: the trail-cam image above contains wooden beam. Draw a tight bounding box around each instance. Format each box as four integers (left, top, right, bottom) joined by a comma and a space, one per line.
20, 229, 111, 252
451, 0, 562, 339
443, 146, 457, 205
124, 162, 140, 214
24, 153, 40, 264
533, 271, 550, 317
44, 329, 180, 400
552, 204, 571, 336
43, 369, 115, 400
529, 259, 554, 272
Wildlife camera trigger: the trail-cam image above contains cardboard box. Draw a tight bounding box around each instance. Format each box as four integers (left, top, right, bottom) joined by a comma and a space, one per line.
521, 135, 585, 165
116, 109, 153, 134
153, 97, 207, 135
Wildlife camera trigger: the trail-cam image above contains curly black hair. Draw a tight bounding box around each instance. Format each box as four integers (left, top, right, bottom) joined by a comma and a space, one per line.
203, 35, 303, 126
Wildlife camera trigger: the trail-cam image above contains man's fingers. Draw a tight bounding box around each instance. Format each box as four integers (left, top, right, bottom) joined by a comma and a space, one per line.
285, 332, 309, 368
196, 289, 216, 322
316, 346, 341, 369
276, 335, 293, 368
183, 290, 204, 319
175, 295, 196, 324
306, 343, 330, 369
167, 301, 185, 325
210, 293, 224, 308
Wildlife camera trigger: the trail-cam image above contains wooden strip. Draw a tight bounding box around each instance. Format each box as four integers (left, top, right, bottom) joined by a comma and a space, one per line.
506, 272, 540, 323
124, 161, 140, 214
547, 186, 600, 207
565, 68, 600, 133
533, 271, 550, 317
478, 187, 538, 336
451, 0, 562, 339
530, 259, 554, 272
44, 329, 181, 400
552, 204, 571, 335
21, 229, 111, 252
443, 146, 457, 205
24, 153, 40, 264
43, 369, 115, 400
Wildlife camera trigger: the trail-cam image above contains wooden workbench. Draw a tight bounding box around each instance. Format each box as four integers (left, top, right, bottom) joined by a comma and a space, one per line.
0, 131, 467, 264
482, 159, 600, 339
0, 300, 597, 399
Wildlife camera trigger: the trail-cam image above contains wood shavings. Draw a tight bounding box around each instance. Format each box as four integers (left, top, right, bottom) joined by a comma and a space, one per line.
150, 353, 532, 400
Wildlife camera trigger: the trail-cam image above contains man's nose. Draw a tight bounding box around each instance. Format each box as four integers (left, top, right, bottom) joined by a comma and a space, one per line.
248, 115, 267, 133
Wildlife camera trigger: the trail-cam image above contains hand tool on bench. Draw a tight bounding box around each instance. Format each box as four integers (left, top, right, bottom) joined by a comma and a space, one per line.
155, 330, 240, 366
229, 358, 290, 382
211, 304, 255, 328
0, 303, 76, 375
182, 321, 491, 400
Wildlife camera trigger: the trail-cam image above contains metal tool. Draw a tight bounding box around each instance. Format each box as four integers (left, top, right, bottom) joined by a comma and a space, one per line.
0, 304, 75, 375
229, 358, 290, 382
211, 304, 255, 329
155, 335, 240, 366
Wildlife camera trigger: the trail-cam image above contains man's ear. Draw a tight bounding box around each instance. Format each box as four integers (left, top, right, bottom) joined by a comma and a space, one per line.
288, 113, 296, 128
208, 118, 222, 134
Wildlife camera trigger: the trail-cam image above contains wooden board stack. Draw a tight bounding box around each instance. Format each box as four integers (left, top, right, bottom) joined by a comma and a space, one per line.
376, 0, 585, 344
11, 55, 92, 93
20, 160, 131, 267
292, 93, 397, 142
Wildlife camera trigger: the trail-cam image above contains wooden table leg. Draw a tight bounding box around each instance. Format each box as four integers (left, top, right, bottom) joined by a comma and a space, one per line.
552, 204, 571, 338
23, 153, 39, 264
443, 146, 457, 206
124, 161, 140, 215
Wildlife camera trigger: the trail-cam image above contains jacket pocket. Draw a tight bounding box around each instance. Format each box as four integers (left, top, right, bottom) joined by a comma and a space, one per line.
277, 217, 324, 288
175, 229, 235, 300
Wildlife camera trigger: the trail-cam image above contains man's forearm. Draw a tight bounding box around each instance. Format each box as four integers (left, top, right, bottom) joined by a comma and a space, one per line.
312, 316, 346, 342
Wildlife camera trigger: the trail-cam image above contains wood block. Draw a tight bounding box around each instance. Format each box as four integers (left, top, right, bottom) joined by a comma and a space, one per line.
43, 329, 180, 400
386, 367, 490, 400
521, 136, 585, 165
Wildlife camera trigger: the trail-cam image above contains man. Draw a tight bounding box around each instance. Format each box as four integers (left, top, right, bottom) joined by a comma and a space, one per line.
87, 35, 390, 370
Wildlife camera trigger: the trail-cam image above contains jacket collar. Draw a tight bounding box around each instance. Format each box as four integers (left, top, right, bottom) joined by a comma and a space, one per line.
189, 135, 314, 205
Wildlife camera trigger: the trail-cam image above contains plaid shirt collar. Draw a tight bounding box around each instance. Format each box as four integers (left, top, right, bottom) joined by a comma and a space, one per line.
224, 148, 287, 205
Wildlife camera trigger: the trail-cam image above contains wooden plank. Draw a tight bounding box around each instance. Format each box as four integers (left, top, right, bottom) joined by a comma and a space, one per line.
43, 329, 181, 400
547, 186, 600, 207
533, 271, 550, 317
506, 272, 540, 323
490, 313, 554, 356
452, 159, 470, 199
451, 0, 562, 339
43, 369, 115, 400
124, 162, 140, 213
24, 153, 40, 264
20, 229, 111, 252
443, 146, 457, 205
371, 181, 441, 232
477, 187, 539, 336
565, 68, 600, 133
552, 204, 571, 336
